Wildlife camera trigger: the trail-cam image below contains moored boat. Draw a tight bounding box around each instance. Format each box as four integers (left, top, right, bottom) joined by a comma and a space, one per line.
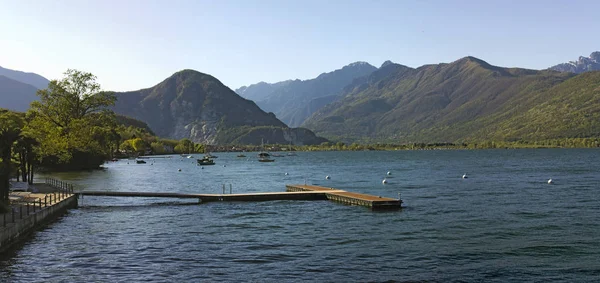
197, 156, 215, 165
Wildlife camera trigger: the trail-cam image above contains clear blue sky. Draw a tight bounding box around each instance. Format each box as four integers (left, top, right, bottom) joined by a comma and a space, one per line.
1, 0, 599, 92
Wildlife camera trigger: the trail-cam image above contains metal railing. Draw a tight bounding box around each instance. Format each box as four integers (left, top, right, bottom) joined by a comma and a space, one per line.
0, 178, 75, 228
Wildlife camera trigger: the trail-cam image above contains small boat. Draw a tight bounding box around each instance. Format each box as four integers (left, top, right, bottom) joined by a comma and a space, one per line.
258, 139, 274, 162
186, 155, 194, 159
136, 160, 146, 164
197, 157, 215, 166
257, 152, 274, 162
271, 153, 284, 157
205, 153, 218, 159
237, 154, 247, 158
286, 152, 297, 156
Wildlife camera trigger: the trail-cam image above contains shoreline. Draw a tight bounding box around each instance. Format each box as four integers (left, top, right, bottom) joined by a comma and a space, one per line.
0, 182, 77, 253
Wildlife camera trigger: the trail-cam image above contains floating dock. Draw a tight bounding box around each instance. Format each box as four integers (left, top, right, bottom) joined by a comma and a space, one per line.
80, 185, 402, 210
285, 185, 402, 210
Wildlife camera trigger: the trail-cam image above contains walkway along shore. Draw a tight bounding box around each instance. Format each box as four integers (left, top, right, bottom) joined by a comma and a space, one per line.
0, 179, 77, 253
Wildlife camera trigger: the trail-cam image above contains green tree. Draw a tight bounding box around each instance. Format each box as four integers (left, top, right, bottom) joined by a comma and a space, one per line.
27, 69, 117, 170
174, 138, 194, 154
150, 142, 166, 155
131, 138, 147, 154
15, 135, 38, 185
120, 139, 134, 152
0, 110, 24, 203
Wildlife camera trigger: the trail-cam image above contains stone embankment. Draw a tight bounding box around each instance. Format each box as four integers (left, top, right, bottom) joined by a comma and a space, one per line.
0, 179, 77, 253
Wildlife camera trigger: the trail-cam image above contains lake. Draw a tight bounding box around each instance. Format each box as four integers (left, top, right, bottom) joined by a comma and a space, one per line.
1, 149, 599, 282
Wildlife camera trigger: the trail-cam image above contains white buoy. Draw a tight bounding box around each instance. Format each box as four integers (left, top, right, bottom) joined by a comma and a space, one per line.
387, 171, 391, 175
325, 175, 331, 180
201, 166, 204, 169
285, 172, 289, 176
382, 179, 388, 184
548, 179, 553, 184
178, 169, 182, 172
462, 174, 468, 179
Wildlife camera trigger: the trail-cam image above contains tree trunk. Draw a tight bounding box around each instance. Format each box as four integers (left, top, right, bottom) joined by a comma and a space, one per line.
0, 146, 11, 201
28, 163, 34, 185
19, 149, 27, 183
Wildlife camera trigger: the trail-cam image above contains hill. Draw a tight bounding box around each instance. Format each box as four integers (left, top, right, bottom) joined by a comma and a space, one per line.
302, 56, 597, 143
115, 114, 156, 135
0, 66, 49, 89
236, 62, 377, 127
0, 75, 39, 112
111, 70, 326, 145
549, 51, 600, 73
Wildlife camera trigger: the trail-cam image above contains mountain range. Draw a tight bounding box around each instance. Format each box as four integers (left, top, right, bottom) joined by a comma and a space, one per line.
235, 62, 377, 127
303, 56, 600, 143
549, 51, 600, 73
3, 50, 600, 145
0, 65, 50, 89
0, 66, 50, 112
111, 70, 326, 145
0, 75, 40, 112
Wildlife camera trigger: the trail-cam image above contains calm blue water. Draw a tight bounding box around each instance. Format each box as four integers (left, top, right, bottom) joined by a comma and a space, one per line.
1, 149, 599, 282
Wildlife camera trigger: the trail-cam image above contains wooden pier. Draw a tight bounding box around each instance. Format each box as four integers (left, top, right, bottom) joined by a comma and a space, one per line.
80, 185, 402, 210
285, 185, 402, 210
80, 190, 333, 202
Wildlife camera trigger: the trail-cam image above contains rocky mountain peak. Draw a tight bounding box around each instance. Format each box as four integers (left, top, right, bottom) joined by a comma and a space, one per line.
380, 60, 395, 68
549, 51, 600, 74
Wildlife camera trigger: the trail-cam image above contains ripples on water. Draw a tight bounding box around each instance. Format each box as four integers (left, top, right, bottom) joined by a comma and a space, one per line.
1, 149, 599, 282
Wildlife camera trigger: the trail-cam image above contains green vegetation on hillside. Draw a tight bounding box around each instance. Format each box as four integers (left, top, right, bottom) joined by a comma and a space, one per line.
111, 69, 326, 145
304, 57, 600, 144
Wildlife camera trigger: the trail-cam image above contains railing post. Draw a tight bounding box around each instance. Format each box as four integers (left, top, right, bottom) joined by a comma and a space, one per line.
45, 195, 47, 207
27, 202, 30, 215
230, 184, 232, 194
12, 207, 15, 223
39, 199, 42, 209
